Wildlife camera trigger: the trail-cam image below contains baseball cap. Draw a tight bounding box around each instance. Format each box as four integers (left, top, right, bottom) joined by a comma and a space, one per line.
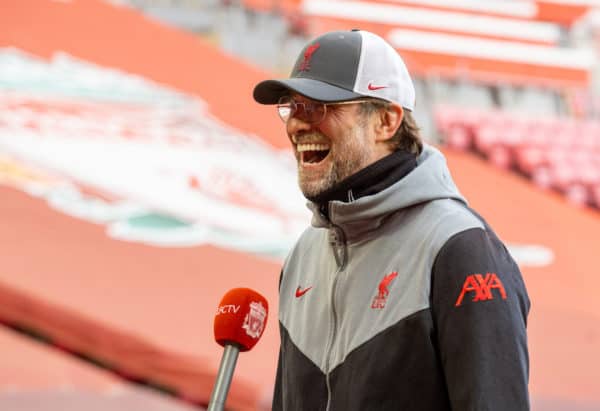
253, 29, 415, 111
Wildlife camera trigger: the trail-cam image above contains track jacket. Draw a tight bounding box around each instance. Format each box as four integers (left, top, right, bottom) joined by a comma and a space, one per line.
274, 145, 530, 411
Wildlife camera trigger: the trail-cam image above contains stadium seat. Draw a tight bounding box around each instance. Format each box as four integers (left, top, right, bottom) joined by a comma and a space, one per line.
592, 184, 600, 208
488, 145, 513, 170
532, 165, 553, 190
515, 146, 546, 176
445, 125, 472, 150
565, 183, 590, 207
438, 104, 600, 209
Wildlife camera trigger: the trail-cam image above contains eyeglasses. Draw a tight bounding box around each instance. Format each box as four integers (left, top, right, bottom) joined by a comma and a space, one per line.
276, 96, 374, 124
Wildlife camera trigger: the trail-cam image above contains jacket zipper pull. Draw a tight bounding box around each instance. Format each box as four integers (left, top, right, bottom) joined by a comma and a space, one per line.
328, 225, 347, 269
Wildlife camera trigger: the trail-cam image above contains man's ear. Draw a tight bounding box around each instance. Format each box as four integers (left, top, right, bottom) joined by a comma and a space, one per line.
374, 104, 403, 143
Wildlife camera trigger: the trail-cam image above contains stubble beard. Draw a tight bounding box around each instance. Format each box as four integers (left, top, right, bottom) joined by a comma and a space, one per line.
298, 127, 373, 199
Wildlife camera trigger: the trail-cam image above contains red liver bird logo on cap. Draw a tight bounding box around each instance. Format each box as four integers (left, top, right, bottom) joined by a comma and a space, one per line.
299, 43, 320, 72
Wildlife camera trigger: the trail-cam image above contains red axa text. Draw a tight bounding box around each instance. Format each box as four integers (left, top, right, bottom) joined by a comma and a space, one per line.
455, 273, 507, 307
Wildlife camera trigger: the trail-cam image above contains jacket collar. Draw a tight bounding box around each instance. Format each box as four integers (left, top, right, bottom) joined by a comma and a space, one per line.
308, 145, 467, 243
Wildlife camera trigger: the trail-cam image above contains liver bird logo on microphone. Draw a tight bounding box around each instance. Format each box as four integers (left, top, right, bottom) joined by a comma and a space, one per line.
242, 301, 267, 339
371, 271, 398, 309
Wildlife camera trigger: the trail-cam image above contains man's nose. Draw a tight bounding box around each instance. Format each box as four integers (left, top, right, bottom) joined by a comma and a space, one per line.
286, 115, 313, 138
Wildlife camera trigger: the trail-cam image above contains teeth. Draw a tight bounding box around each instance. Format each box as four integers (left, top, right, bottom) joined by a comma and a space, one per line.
297, 143, 330, 152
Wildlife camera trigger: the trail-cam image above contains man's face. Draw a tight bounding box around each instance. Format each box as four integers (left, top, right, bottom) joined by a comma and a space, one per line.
286, 94, 381, 199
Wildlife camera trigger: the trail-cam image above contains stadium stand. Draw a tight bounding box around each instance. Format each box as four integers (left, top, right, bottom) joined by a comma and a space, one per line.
2, 1, 600, 411
435, 104, 600, 208
0, 325, 202, 411
137, 0, 600, 210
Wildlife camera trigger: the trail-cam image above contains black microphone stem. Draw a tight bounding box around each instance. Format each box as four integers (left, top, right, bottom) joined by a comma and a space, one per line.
207, 344, 240, 411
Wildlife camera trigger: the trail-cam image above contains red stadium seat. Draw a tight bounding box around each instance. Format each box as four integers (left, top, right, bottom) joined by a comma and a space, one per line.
440, 106, 600, 210
503, 126, 527, 149
515, 146, 546, 175
532, 165, 553, 189
546, 148, 569, 166
489, 145, 513, 170
565, 183, 590, 207
445, 125, 472, 150
553, 162, 581, 191
473, 125, 500, 154
526, 127, 554, 149
576, 132, 599, 151
434, 105, 461, 132
591, 184, 600, 208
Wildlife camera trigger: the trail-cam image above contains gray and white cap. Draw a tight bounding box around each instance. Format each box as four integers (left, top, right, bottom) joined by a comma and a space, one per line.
253, 29, 415, 111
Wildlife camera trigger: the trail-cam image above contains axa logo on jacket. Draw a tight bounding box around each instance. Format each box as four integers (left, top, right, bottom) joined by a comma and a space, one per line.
455, 272, 507, 307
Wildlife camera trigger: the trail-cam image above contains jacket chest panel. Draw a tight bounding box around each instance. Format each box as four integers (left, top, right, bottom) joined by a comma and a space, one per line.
325, 249, 432, 369
281, 236, 433, 373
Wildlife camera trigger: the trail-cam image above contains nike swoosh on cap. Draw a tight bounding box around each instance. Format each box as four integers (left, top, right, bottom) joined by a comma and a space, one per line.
368, 83, 388, 90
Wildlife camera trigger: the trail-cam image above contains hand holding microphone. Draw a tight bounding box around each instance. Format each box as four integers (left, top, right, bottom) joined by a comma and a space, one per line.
208, 288, 269, 411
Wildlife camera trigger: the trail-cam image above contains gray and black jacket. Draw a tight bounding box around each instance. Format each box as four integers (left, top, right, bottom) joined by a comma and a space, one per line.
274, 145, 530, 411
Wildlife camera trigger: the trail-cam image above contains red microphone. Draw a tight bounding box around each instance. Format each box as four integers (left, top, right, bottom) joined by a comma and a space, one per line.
208, 288, 268, 411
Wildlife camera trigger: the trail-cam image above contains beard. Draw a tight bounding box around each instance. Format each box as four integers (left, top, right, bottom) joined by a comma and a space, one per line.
297, 126, 374, 199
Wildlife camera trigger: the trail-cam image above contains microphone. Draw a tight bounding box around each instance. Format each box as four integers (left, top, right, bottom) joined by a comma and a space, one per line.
208, 288, 269, 411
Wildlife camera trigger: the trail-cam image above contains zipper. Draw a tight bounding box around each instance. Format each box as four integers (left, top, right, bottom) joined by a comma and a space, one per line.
324, 224, 347, 411
325, 264, 341, 411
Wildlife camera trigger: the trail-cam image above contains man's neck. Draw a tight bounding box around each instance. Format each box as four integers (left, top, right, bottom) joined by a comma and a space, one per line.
307, 149, 417, 208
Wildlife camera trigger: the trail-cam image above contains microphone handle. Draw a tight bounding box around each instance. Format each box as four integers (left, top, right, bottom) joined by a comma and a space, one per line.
208, 344, 240, 411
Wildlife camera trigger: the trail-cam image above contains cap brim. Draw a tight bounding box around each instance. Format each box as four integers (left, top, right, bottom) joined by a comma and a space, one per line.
253, 78, 363, 104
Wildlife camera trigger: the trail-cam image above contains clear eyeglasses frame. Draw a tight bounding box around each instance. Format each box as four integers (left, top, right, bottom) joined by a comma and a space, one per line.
276, 95, 374, 124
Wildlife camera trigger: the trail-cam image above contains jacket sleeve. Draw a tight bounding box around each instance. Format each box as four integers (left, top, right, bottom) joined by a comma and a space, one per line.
431, 227, 531, 411
272, 269, 284, 410
272, 344, 284, 411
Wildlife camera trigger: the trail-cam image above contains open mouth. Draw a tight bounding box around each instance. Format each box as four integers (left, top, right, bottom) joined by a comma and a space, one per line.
297, 143, 330, 165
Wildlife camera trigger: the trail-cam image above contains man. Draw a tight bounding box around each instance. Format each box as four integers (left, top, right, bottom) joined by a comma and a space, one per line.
253, 29, 530, 410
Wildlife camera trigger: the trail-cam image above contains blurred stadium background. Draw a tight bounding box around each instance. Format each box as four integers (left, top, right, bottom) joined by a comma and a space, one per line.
1, 0, 599, 410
